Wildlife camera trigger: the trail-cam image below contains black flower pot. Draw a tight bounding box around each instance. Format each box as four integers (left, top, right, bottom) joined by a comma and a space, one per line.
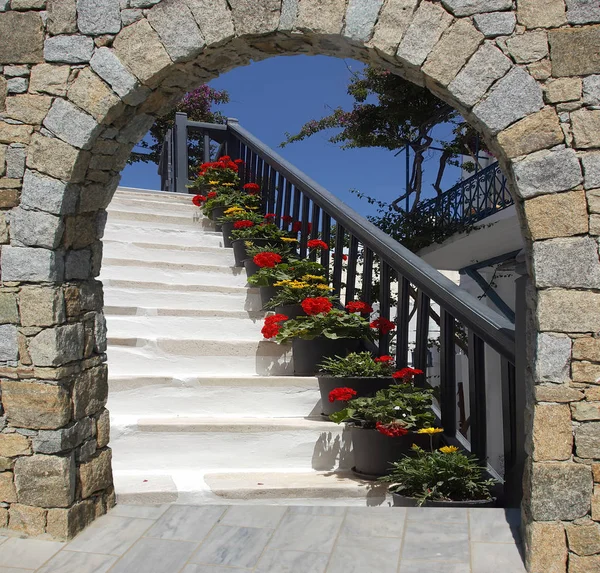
317, 376, 395, 417
231, 238, 272, 267
221, 221, 235, 248
391, 493, 496, 508
273, 304, 306, 320
260, 285, 280, 308
244, 258, 260, 278
211, 205, 226, 231
350, 426, 432, 479
291, 337, 361, 376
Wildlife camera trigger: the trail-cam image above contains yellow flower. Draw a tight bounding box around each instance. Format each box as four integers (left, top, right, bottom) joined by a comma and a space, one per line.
222, 182, 235, 187
316, 284, 333, 291
281, 237, 298, 243
417, 427, 444, 435
439, 446, 459, 454
302, 274, 326, 283
288, 281, 310, 289
225, 207, 245, 215
208, 180, 220, 185
273, 280, 293, 287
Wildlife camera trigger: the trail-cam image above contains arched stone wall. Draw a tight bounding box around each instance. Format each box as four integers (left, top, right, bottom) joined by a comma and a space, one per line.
0, 0, 599, 569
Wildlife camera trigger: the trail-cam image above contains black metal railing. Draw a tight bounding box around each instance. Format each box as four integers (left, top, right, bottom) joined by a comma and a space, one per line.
414, 162, 513, 238
159, 113, 525, 505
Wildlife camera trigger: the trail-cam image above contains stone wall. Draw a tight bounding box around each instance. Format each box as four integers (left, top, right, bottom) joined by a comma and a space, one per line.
0, 0, 598, 568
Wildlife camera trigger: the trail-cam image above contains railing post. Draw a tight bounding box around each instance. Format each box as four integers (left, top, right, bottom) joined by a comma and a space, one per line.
173, 112, 189, 194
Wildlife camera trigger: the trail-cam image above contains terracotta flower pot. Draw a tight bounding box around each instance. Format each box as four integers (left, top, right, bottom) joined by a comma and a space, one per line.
317, 376, 395, 417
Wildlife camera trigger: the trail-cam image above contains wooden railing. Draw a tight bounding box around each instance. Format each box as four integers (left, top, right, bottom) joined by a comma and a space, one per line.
159, 113, 526, 506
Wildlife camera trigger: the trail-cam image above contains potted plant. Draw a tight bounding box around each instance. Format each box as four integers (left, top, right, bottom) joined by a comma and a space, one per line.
230, 222, 288, 267
329, 368, 439, 478
317, 351, 397, 417
267, 280, 334, 317
264, 298, 374, 375
189, 155, 244, 195
244, 241, 294, 278
218, 207, 263, 247
381, 445, 497, 507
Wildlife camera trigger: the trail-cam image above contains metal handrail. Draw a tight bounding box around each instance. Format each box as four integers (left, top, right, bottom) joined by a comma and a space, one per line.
228, 121, 515, 362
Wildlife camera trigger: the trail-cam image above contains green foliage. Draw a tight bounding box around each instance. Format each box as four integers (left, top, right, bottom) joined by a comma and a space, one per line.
130, 85, 229, 166
202, 192, 260, 218
244, 242, 294, 259
274, 309, 374, 344
217, 209, 263, 224
380, 445, 496, 505
319, 352, 394, 378
329, 384, 435, 430
247, 259, 326, 287
229, 223, 288, 242
264, 284, 335, 309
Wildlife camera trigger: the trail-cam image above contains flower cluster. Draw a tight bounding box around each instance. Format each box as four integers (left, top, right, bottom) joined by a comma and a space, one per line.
253, 252, 282, 268
328, 387, 357, 403
243, 183, 260, 195
346, 301, 373, 314
374, 355, 394, 363
233, 220, 255, 229
198, 156, 240, 177
376, 421, 409, 437
292, 221, 312, 234
192, 195, 206, 206
392, 367, 423, 381
307, 239, 328, 250
261, 314, 289, 339
301, 297, 333, 316
370, 317, 396, 335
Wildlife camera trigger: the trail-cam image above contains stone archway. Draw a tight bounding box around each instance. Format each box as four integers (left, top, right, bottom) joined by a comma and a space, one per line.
1, 1, 599, 569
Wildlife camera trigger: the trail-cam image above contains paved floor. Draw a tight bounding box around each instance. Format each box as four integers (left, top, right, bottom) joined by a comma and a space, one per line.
0, 504, 526, 573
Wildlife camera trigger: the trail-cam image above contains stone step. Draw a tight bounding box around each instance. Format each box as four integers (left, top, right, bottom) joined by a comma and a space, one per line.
103, 257, 236, 275
115, 187, 195, 203
109, 197, 197, 214
106, 343, 293, 377
102, 224, 224, 248
99, 263, 248, 288
103, 286, 261, 314
105, 315, 266, 341
101, 279, 254, 295
102, 241, 234, 267
104, 209, 212, 230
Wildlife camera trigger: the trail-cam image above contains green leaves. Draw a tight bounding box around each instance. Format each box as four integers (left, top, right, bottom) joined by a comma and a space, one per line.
319, 352, 394, 378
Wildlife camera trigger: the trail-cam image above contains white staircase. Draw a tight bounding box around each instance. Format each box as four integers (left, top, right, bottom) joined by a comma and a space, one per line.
102, 188, 378, 506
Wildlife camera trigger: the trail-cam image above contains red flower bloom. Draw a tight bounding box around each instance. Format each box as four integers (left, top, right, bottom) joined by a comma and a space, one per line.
375, 355, 394, 363
392, 367, 424, 381
328, 387, 358, 403
292, 221, 312, 234
376, 421, 409, 437
192, 195, 206, 206
243, 183, 260, 195
261, 314, 288, 338
301, 297, 333, 316
370, 317, 396, 335
233, 220, 255, 229
307, 239, 328, 250
281, 215, 294, 224
234, 159, 244, 165
345, 301, 373, 314
207, 191, 218, 199
342, 254, 348, 261
264, 213, 278, 221
218, 155, 231, 162
253, 252, 282, 268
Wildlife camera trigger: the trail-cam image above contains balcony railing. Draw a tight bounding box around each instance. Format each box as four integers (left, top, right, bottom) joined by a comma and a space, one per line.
159, 113, 526, 506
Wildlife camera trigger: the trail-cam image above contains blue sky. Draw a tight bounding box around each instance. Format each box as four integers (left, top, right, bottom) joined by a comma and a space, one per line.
120, 55, 463, 216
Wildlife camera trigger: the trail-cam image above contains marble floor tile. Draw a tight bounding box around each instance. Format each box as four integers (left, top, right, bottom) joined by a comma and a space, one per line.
286, 506, 348, 517
341, 507, 406, 538
469, 508, 521, 543
0, 537, 8, 546
398, 561, 471, 573
471, 542, 527, 573
220, 505, 286, 529
0, 568, 35, 573
268, 512, 343, 553
109, 504, 170, 520
327, 534, 401, 573
255, 548, 330, 573
0, 538, 64, 570
108, 537, 198, 573
401, 520, 470, 563
35, 550, 117, 573
406, 507, 468, 524
190, 525, 274, 568
65, 515, 153, 556
182, 566, 251, 573
145, 505, 227, 542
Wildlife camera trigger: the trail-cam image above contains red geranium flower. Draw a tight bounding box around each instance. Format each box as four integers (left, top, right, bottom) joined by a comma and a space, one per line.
261, 314, 288, 338
207, 191, 218, 199
264, 213, 278, 221
281, 215, 294, 224
375, 355, 394, 363
219, 155, 231, 161
376, 421, 409, 437
342, 254, 348, 261
234, 158, 244, 165
243, 183, 260, 195
307, 239, 328, 250
370, 317, 396, 335
233, 220, 254, 229
192, 195, 206, 206
345, 301, 373, 314
328, 387, 358, 403
253, 252, 282, 268
301, 297, 333, 316
392, 367, 424, 381
292, 221, 312, 234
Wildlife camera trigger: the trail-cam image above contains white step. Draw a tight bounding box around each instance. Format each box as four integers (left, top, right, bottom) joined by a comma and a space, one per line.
102, 223, 224, 248
106, 343, 293, 376
108, 198, 196, 214
102, 279, 253, 295
115, 187, 195, 202
108, 375, 321, 419
103, 286, 262, 316
102, 241, 235, 267
104, 211, 213, 230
